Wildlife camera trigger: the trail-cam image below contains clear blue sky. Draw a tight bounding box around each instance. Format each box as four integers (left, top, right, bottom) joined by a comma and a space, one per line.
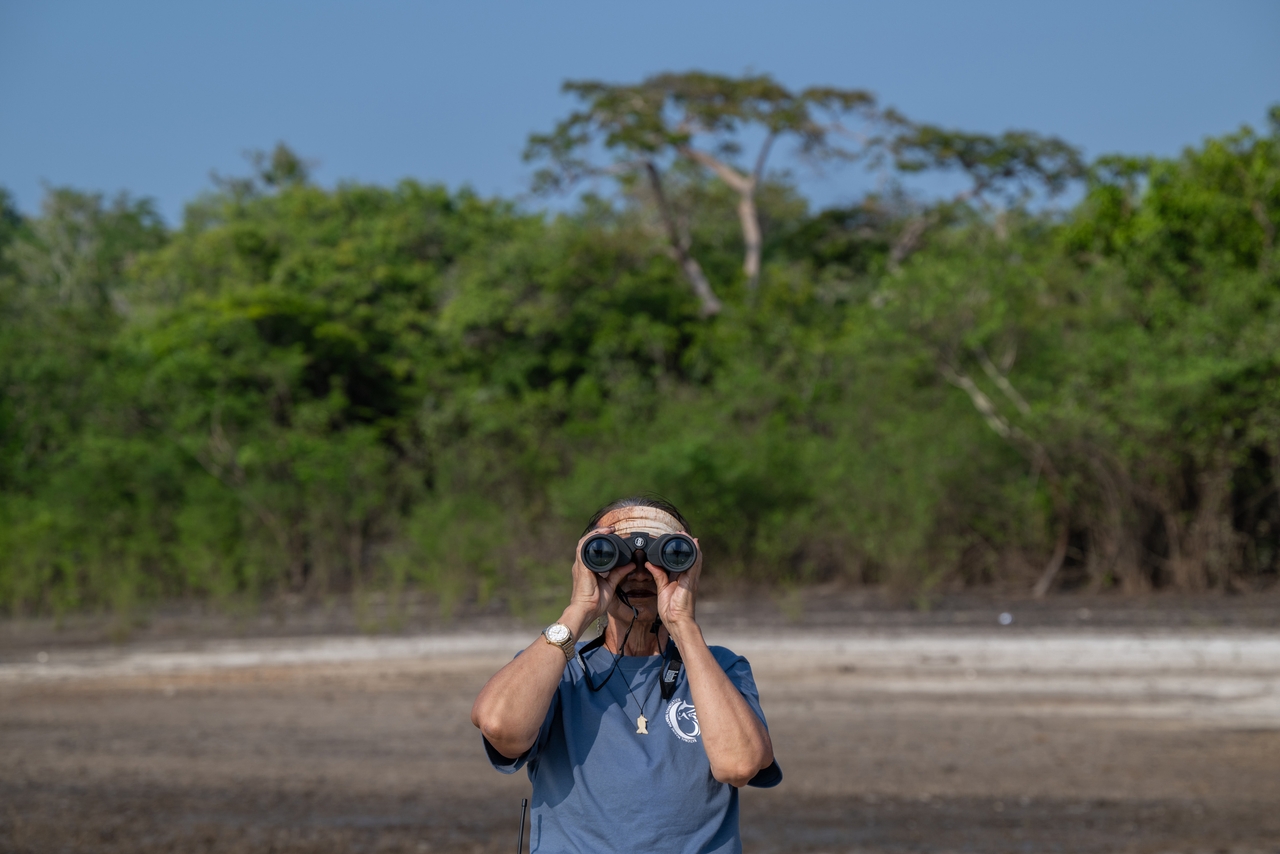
2, 0, 1277, 222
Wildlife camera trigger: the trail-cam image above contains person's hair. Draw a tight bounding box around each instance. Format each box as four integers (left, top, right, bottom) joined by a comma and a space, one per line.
583, 495, 692, 535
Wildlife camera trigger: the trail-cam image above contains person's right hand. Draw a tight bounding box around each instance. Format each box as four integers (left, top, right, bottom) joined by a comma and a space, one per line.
566, 526, 632, 626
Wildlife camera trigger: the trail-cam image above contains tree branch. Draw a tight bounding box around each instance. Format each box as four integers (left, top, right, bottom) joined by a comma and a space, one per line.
680, 146, 753, 194
938, 361, 1013, 438
751, 132, 777, 185
886, 182, 992, 272
975, 347, 1032, 415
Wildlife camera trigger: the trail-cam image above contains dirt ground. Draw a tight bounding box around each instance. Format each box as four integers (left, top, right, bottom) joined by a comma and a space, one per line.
1, 596, 1279, 853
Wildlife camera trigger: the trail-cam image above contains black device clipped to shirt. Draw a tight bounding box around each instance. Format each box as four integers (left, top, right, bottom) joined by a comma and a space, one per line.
659, 638, 683, 701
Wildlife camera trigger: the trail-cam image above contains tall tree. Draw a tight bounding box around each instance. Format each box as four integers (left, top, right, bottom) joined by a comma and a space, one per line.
526, 72, 877, 314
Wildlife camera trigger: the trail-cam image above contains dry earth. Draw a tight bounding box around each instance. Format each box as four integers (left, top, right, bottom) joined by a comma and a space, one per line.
2, 610, 1279, 853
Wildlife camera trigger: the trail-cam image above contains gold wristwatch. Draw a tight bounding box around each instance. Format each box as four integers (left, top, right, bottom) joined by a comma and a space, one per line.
542, 623, 575, 661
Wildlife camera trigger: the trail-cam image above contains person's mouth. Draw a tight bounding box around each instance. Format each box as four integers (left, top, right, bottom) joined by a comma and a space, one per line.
622, 587, 656, 599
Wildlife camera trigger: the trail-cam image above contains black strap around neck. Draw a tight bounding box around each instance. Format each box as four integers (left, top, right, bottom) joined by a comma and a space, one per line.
577, 600, 684, 697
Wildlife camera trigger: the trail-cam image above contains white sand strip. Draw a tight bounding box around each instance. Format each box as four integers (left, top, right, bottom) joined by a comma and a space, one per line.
3, 629, 1278, 681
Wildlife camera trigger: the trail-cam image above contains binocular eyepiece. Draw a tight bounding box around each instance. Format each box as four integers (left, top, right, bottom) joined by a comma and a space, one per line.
580, 531, 698, 574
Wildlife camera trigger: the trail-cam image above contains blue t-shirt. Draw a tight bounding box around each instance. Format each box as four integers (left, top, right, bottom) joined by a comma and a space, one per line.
484, 643, 781, 854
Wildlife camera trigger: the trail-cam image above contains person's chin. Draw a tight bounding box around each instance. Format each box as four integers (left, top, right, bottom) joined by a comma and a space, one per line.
618, 590, 658, 616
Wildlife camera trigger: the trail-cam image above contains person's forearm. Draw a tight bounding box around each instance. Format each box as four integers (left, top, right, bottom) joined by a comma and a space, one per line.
667, 620, 773, 787
470, 605, 594, 758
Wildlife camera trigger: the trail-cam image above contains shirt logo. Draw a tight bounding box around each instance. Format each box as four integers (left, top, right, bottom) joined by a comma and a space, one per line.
665, 699, 700, 743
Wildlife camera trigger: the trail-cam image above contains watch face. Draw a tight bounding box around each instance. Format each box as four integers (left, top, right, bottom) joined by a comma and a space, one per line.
545, 624, 571, 644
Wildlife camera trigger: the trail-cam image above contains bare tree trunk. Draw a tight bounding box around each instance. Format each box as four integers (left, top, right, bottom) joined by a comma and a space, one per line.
739, 132, 773, 291
738, 192, 762, 289
644, 162, 722, 316
681, 145, 769, 291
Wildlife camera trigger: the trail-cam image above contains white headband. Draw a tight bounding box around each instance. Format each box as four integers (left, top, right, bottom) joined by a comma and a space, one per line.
603, 505, 684, 537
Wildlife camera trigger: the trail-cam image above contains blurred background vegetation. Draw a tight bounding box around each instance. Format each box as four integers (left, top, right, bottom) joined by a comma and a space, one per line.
1, 74, 1277, 619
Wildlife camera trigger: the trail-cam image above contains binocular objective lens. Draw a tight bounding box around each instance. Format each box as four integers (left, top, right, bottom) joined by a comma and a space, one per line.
582, 537, 618, 571
660, 537, 696, 570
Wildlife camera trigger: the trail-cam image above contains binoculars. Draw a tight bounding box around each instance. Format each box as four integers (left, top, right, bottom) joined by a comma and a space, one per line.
580, 531, 699, 574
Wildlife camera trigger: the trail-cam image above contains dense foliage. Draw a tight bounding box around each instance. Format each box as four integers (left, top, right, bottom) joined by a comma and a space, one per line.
1, 103, 1277, 616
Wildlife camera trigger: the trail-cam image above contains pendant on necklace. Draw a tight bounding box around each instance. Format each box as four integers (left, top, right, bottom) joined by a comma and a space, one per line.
636, 715, 649, 735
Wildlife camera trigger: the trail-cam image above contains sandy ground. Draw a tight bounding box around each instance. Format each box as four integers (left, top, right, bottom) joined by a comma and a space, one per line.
2, 624, 1279, 853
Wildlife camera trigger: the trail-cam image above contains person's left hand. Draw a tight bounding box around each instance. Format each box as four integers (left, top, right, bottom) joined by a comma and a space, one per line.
647, 537, 702, 631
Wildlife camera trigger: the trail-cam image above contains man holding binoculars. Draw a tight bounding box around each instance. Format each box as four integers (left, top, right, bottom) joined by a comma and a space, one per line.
471, 497, 780, 853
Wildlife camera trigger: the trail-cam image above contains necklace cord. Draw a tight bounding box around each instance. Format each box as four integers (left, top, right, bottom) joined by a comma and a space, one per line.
578, 594, 638, 693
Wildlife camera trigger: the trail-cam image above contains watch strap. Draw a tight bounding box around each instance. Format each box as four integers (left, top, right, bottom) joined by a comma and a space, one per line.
543, 624, 575, 661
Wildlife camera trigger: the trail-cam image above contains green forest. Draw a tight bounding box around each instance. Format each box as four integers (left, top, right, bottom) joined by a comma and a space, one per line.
2, 74, 1277, 617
